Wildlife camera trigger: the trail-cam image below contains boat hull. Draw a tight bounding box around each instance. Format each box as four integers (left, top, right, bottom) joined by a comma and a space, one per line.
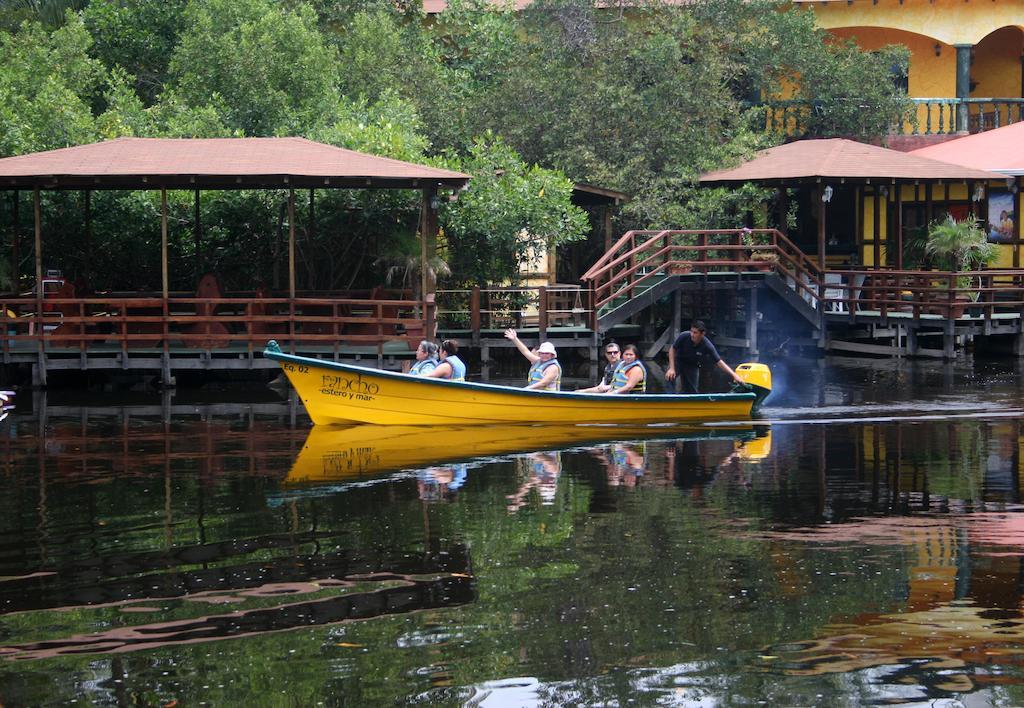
265, 343, 757, 426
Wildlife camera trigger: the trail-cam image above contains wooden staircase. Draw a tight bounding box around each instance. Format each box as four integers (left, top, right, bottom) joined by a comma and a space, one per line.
580, 229, 824, 335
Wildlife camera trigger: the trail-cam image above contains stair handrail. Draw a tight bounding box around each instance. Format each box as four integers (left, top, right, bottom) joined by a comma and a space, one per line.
580, 230, 666, 282
582, 228, 826, 316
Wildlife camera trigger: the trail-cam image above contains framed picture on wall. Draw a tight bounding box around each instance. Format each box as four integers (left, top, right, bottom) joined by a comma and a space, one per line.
987, 190, 1016, 243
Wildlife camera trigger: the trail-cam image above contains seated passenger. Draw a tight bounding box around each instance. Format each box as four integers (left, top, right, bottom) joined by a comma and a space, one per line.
504, 328, 561, 391
577, 341, 622, 393
425, 339, 467, 381
608, 344, 646, 394
408, 340, 440, 376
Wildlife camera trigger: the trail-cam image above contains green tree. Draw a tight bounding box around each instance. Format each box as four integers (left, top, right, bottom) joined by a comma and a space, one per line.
167, 0, 340, 135
82, 0, 188, 105
0, 15, 103, 156
437, 135, 590, 285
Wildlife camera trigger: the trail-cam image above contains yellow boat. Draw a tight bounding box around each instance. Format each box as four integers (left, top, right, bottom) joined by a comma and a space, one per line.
264, 341, 771, 427
285, 421, 764, 484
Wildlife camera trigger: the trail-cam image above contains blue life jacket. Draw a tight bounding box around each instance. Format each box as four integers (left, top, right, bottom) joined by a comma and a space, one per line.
527, 358, 561, 391
442, 355, 467, 381
613, 360, 647, 393
409, 358, 438, 376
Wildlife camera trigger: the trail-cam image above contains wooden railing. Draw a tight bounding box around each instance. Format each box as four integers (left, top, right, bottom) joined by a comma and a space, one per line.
580, 228, 823, 317
0, 294, 426, 357
821, 270, 1024, 320
580, 229, 1024, 324
436, 285, 593, 338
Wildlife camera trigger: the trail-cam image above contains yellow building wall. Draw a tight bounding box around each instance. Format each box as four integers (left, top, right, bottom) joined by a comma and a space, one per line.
861, 193, 888, 267
803, 0, 1024, 47
889, 181, 1019, 268
973, 26, 1024, 99
829, 27, 955, 99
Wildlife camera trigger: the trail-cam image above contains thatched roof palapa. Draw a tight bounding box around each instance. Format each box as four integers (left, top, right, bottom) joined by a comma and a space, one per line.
0, 137, 470, 191
699, 138, 1002, 186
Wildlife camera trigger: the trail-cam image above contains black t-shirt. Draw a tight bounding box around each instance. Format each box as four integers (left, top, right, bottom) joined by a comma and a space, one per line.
671, 332, 721, 369
602, 360, 618, 385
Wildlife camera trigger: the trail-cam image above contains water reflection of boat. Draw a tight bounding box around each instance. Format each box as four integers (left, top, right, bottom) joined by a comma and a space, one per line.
264, 341, 771, 426
285, 422, 764, 484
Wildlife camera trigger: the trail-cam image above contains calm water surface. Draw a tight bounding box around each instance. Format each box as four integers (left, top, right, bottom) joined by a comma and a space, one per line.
3, 357, 1024, 705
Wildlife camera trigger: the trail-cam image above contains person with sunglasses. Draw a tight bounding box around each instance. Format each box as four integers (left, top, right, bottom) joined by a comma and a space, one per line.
577, 341, 622, 393
608, 344, 646, 394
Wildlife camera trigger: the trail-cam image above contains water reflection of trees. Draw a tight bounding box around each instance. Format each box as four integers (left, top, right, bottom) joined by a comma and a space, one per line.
6, 407, 1024, 704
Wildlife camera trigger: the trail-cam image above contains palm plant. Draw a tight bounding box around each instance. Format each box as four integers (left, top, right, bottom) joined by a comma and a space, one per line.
925, 216, 996, 272
925, 216, 998, 301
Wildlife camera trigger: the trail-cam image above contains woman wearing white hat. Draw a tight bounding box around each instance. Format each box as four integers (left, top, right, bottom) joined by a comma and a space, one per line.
504, 328, 562, 391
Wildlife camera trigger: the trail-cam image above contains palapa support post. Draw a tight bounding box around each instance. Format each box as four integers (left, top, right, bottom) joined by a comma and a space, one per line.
33, 188, 45, 387
873, 186, 881, 269
602, 206, 613, 253
83, 190, 91, 286
817, 185, 826, 271
10, 190, 18, 291
193, 189, 202, 278
421, 188, 439, 340
895, 182, 903, 271
160, 188, 174, 388
288, 189, 296, 354
776, 187, 788, 237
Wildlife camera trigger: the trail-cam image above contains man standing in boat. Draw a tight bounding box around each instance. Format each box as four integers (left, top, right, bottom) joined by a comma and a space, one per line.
666, 320, 744, 393
504, 329, 562, 391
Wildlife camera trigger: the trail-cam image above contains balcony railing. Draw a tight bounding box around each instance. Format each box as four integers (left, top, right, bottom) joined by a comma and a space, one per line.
758, 98, 1024, 136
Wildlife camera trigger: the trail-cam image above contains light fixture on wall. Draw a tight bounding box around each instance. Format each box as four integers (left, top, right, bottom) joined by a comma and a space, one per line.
934, 43, 942, 57
822, 185, 833, 203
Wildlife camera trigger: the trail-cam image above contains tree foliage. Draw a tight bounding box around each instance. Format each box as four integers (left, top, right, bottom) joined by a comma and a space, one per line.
437, 135, 590, 285
0, 0, 912, 291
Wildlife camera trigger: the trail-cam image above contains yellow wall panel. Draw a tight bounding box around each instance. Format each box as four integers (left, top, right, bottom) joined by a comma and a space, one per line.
973, 26, 1024, 98
804, 0, 1024, 47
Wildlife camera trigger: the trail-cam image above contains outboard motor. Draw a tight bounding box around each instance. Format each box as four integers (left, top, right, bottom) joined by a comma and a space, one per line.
731, 362, 772, 411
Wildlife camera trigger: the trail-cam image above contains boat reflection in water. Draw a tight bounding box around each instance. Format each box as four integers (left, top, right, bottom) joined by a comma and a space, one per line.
283, 421, 773, 489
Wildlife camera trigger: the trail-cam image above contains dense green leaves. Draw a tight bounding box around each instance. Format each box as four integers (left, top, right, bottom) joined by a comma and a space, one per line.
0, 16, 102, 155
0, 0, 911, 290
168, 0, 340, 136
437, 136, 590, 285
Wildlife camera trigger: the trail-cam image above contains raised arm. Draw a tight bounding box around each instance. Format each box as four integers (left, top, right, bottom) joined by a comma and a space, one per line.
504, 328, 540, 363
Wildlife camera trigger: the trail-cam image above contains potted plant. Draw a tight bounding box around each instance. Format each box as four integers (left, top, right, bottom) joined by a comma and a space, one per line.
924, 216, 997, 317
